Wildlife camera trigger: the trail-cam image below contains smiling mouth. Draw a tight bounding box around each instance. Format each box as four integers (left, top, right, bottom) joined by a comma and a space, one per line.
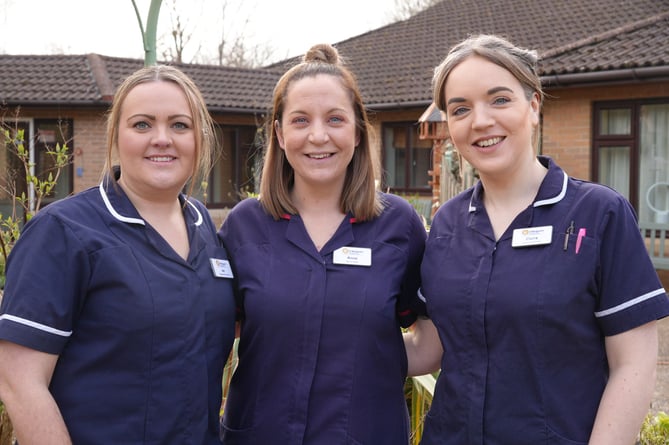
307, 153, 333, 159
475, 137, 503, 148
147, 156, 176, 162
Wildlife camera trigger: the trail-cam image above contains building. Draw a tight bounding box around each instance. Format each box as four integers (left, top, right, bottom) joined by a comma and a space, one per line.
1, 0, 668, 226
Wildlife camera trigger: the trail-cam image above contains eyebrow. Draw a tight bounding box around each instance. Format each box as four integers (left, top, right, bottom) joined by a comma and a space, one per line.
127, 113, 193, 121
286, 107, 350, 115
446, 86, 515, 105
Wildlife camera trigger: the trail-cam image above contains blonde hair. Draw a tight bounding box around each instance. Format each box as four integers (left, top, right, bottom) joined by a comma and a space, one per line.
103, 65, 216, 197
259, 43, 382, 221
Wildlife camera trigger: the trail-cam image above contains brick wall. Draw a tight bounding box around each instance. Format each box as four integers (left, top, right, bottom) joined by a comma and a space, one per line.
542, 81, 669, 181
70, 108, 109, 192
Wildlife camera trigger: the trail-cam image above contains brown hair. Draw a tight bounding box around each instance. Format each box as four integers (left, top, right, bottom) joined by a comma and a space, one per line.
433, 34, 544, 112
259, 43, 382, 221
103, 65, 216, 197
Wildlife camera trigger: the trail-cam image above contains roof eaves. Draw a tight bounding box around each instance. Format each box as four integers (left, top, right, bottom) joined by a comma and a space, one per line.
367, 99, 432, 110
542, 65, 669, 88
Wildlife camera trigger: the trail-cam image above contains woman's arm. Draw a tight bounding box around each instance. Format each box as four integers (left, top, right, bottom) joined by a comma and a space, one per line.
403, 317, 443, 376
0, 340, 72, 444
589, 320, 658, 445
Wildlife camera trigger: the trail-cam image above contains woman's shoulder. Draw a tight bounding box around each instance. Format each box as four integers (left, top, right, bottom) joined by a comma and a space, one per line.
570, 177, 631, 209
379, 192, 418, 215
226, 197, 265, 220
219, 197, 269, 243
376, 192, 428, 235
31, 186, 100, 224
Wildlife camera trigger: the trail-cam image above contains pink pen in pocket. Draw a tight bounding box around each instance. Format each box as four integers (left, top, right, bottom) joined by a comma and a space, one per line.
575, 228, 586, 254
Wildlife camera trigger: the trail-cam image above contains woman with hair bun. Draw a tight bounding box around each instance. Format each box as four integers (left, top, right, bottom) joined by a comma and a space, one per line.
219, 43, 426, 444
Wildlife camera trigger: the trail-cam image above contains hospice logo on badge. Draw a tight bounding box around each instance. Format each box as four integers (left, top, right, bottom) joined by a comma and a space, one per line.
511, 225, 553, 248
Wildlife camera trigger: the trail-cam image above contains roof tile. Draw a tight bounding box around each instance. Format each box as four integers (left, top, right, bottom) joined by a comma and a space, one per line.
1, 0, 668, 110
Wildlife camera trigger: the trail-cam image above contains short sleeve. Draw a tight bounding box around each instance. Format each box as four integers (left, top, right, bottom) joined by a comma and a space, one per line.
0, 212, 89, 354
595, 196, 669, 335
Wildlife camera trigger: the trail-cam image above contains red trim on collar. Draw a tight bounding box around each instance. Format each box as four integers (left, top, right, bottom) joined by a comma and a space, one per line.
281, 214, 359, 224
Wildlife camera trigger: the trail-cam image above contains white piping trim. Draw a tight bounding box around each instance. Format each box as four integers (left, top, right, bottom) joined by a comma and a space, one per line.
534, 171, 568, 207
0, 314, 72, 337
468, 194, 476, 213
185, 199, 203, 226
594, 288, 666, 318
417, 288, 426, 303
98, 182, 145, 225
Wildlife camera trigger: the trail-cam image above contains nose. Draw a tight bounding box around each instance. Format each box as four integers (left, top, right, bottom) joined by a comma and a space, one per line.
308, 122, 330, 145
471, 105, 494, 129
152, 126, 172, 147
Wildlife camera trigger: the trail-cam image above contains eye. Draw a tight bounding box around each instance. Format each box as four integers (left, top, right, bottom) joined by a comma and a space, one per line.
133, 121, 150, 130
450, 106, 469, 117
492, 97, 510, 105
172, 121, 190, 130
328, 116, 344, 124
291, 116, 308, 125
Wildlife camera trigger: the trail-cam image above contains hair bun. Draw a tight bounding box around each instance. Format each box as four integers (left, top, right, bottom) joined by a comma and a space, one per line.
303, 44, 340, 65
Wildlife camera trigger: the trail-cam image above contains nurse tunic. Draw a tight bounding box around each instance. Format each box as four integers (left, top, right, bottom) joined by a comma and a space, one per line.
420, 156, 669, 445
0, 174, 236, 444
219, 192, 426, 445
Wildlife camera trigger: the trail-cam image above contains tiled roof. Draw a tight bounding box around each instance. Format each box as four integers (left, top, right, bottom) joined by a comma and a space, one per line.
0, 54, 280, 111
329, 0, 669, 107
1, 0, 668, 111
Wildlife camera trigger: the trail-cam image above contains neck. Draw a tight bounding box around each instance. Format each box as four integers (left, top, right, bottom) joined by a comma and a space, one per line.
291, 180, 344, 217
118, 179, 183, 219
480, 157, 546, 206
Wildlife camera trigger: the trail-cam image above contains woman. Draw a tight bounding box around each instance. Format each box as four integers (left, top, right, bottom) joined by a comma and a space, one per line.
219, 43, 426, 444
0, 65, 236, 444
406, 34, 669, 445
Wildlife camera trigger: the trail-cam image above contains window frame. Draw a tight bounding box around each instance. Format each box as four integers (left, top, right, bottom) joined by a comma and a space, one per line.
381, 121, 432, 195
591, 99, 669, 212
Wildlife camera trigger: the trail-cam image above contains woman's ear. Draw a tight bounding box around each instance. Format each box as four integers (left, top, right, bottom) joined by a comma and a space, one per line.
275, 120, 285, 150
530, 92, 541, 126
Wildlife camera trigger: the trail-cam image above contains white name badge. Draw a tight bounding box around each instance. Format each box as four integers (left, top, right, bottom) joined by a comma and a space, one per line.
333, 246, 372, 267
511, 225, 553, 248
210, 258, 234, 278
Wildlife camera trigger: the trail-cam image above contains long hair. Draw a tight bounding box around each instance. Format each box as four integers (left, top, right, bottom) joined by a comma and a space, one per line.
259, 44, 382, 221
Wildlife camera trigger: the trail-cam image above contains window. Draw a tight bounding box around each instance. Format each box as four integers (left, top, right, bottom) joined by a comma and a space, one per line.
593, 99, 669, 223
199, 125, 262, 207
382, 122, 432, 194
0, 118, 73, 220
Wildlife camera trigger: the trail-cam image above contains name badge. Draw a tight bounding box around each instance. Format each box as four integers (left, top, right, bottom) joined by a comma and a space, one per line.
511, 225, 553, 248
333, 246, 372, 267
210, 258, 234, 278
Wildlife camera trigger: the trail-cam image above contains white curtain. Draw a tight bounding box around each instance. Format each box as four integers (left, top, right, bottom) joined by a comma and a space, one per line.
639, 104, 669, 223
599, 146, 630, 200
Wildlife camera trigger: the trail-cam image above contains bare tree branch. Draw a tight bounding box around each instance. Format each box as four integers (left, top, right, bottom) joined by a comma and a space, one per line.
390, 0, 441, 21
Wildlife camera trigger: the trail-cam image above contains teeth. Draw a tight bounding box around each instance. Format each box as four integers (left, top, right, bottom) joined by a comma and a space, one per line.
476, 137, 502, 147
309, 153, 331, 159
149, 156, 174, 162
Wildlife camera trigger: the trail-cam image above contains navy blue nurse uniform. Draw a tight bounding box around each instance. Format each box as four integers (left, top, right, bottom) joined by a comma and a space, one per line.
218, 192, 426, 445
0, 173, 236, 444
420, 156, 669, 445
